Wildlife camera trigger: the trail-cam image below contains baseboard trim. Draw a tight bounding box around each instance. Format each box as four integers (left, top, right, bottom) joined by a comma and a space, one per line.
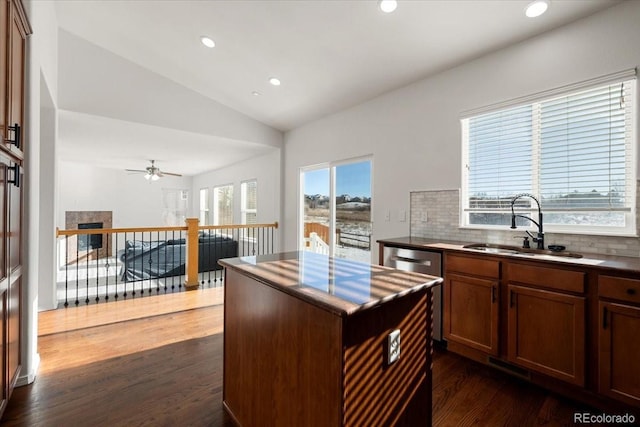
16, 353, 40, 387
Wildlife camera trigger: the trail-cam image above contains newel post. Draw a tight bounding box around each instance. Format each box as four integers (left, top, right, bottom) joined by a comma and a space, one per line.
184, 218, 200, 290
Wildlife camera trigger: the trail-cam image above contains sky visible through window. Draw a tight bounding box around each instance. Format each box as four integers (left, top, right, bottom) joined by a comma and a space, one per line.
304, 161, 371, 197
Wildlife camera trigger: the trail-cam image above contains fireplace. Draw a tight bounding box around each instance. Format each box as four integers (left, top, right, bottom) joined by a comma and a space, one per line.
65, 211, 113, 264
78, 222, 104, 251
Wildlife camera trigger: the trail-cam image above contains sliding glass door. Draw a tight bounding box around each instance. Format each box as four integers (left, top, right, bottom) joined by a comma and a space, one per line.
300, 158, 372, 263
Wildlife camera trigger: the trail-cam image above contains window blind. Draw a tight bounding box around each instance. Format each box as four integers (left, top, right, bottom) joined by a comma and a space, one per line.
539, 82, 632, 211
462, 76, 636, 232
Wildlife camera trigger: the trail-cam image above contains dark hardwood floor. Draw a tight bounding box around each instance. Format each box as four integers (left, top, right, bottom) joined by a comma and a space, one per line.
2, 288, 595, 426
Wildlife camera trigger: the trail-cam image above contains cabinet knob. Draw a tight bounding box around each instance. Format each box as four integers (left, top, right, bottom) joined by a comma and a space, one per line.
627, 288, 637, 296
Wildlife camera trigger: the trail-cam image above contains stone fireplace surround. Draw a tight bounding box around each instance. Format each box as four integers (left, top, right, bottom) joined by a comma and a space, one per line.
65, 211, 113, 264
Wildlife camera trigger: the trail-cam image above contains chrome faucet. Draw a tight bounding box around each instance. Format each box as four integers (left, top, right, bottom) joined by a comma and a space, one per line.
510, 193, 544, 250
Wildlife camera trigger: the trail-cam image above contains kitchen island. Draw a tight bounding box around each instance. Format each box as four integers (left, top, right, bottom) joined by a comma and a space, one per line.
219, 251, 442, 427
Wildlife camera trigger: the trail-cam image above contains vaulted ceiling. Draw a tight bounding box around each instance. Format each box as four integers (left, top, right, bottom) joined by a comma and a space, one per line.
53, 0, 622, 176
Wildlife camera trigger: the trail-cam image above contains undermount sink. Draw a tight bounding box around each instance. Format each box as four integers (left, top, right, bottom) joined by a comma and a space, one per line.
462, 243, 583, 259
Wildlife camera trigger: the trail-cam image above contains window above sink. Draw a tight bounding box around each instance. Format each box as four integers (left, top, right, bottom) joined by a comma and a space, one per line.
460, 70, 637, 237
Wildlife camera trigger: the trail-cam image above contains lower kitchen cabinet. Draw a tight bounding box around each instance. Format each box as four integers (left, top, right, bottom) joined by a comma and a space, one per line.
598, 275, 640, 406
445, 273, 499, 355
507, 284, 585, 386
444, 254, 500, 356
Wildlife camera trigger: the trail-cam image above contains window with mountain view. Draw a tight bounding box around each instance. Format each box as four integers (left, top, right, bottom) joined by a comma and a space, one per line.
461, 77, 636, 235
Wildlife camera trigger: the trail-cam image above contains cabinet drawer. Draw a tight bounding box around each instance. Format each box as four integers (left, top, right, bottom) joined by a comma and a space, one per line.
507, 263, 585, 293
445, 254, 500, 278
599, 275, 640, 304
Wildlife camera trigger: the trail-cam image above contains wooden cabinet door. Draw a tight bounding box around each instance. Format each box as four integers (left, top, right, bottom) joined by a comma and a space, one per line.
507, 285, 585, 386
7, 162, 20, 271
0, 161, 6, 282
5, 0, 27, 156
0, 0, 7, 143
599, 301, 640, 406
0, 289, 7, 415
444, 273, 499, 355
7, 276, 19, 389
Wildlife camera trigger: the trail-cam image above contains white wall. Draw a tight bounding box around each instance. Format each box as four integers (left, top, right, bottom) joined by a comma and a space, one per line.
191, 149, 282, 243
23, 0, 60, 385
57, 161, 194, 229
283, 1, 640, 262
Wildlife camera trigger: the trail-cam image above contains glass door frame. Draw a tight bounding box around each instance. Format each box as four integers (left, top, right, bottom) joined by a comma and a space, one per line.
298, 155, 373, 259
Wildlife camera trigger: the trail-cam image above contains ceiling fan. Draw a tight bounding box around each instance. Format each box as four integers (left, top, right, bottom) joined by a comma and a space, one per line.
125, 160, 182, 181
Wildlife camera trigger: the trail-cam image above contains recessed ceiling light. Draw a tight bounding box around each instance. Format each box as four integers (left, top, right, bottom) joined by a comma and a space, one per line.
525, 0, 549, 18
200, 36, 215, 48
252, 91, 261, 96
269, 77, 281, 86
379, 0, 397, 13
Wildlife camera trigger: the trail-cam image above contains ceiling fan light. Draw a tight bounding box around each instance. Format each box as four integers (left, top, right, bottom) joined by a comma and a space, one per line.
525, 0, 549, 18
144, 173, 152, 180
200, 36, 215, 48
151, 173, 160, 181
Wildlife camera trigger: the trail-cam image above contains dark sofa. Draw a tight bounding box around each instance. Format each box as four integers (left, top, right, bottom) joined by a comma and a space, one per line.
119, 232, 238, 281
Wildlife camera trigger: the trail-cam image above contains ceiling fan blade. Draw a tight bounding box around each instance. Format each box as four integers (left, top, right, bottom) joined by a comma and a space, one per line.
125, 169, 147, 173
162, 172, 182, 177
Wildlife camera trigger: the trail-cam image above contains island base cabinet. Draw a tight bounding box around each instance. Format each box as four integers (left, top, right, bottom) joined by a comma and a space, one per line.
599, 302, 640, 406
343, 291, 431, 426
507, 285, 585, 386
223, 268, 343, 427
223, 266, 433, 427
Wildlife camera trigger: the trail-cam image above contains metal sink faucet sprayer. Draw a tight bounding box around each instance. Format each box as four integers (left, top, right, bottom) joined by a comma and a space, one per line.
510, 193, 544, 250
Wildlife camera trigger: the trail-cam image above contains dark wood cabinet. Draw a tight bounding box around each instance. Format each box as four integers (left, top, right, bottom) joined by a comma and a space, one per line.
445, 273, 499, 355
0, 0, 29, 419
507, 284, 585, 386
598, 275, 640, 406
444, 254, 500, 356
4, 0, 27, 157
506, 262, 586, 386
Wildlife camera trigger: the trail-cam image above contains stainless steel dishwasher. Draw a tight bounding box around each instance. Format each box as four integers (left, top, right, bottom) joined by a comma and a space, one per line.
383, 246, 443, 341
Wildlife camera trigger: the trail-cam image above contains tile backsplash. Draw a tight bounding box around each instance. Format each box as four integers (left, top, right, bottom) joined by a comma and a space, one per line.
410, 184, 640, 258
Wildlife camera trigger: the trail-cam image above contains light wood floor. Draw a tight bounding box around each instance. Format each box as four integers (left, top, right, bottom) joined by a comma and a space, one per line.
2, 288, 592, 426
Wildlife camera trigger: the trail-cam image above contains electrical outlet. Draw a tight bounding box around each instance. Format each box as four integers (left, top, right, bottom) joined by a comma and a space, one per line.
387, 329, 401, 365
421, 211, 428, 222
398, 210, 406, 222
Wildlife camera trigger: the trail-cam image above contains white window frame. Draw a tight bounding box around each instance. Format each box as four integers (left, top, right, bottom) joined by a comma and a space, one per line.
460, 70, 637, 237
213, 184, 234, 226
241, 179, 258, 225
298, 155, 373, 257
199, 188, 210, 226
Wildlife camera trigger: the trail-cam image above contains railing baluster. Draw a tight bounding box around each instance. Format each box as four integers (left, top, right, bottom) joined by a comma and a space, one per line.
85, 241, 90, 305
115, 233, 120, 300
104, 233, 110, 302
95, 238, 100, 303
64, 235, 69, 307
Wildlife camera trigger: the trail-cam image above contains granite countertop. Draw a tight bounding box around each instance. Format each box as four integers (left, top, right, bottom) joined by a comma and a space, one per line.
377, 236, 640, 275
219, 251, 443, 317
